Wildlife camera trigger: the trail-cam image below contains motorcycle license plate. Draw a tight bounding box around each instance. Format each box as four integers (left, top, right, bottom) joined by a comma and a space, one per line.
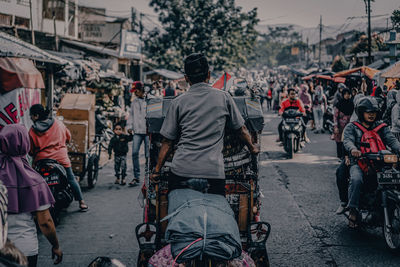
377, 172, 400, 185
285, 119, 298, 123
45, 174, 60, 186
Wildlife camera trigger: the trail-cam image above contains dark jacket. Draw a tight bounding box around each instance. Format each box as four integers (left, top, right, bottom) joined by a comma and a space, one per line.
108, 134, 133, 157
343, 120, 400, 165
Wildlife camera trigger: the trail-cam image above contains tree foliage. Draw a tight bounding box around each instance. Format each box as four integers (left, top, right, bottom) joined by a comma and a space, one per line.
144, 0, 259, 71
331, 55, 349, 72
392, 9, 400, 32
348, 33, 385, 54
247, 26, 305, 67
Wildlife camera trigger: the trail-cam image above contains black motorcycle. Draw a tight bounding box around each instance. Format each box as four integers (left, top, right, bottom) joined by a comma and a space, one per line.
281, 107, 304, 159
344, 150, 400, 250
35, 159, 74, 225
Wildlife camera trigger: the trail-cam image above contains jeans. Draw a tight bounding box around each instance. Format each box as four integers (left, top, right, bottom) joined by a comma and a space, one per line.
336, 160, 349, 205
132, 134, 149, 179
65, 167, 84, 202
347, 164, 363, 209
114, 155, 127, 178
313, 107, 324, 131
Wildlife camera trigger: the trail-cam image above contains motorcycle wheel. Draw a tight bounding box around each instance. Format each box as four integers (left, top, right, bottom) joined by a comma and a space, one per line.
87, 155, 99, 189
287, 136, 294, 159
384, 205, 400, 250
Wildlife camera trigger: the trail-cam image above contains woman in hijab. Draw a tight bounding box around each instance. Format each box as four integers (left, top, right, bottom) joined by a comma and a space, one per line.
312, 85, 327, 133
299, 84, 312, 125
0, 124, 63, 267
333, 88, 354, 159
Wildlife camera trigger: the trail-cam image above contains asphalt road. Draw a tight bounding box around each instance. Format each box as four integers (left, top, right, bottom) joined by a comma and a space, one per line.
37, 111, 400, 266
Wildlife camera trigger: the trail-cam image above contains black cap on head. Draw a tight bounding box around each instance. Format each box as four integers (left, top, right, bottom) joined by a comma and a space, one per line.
184, 53, 209, 84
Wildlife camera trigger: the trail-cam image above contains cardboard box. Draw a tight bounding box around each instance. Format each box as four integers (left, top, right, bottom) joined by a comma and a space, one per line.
64, 120, 88, 153
58, 94, 96, 148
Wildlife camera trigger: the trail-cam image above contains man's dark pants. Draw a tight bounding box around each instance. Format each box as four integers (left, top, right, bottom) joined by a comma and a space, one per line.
168, 173, 225, 196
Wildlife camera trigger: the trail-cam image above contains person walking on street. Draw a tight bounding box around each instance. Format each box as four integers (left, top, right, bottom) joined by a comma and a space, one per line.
127, 81, 149, 186
299, 84, 312, 126
108, 123, 133, 185
391, 91, 400, 142
164, 81, 176, 97
333, 88, 354, 159
312, 85, 327, 133
29, 104, 88, 211
0, 124, 63, 267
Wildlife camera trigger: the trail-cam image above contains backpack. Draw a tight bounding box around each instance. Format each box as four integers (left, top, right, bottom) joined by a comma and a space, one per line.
353, 121, 387, 173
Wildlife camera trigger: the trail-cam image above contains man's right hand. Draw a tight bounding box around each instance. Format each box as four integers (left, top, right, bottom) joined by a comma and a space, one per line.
52, 246, 63, 265
351, 149, 362, 158
128, 129, 133, 134
150, 172, 161, 184
250, 144, 260, 155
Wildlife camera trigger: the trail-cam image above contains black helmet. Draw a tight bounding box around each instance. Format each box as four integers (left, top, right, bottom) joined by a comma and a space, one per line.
355, 97, 379, 121
337, 83, 346, 90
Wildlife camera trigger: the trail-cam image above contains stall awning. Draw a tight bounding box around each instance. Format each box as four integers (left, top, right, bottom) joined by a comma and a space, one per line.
334, 66, 379, 79
144, 69, 184, 80
381, 61, 400, 79
0, 31, 68, 64
0, 57, 45, 92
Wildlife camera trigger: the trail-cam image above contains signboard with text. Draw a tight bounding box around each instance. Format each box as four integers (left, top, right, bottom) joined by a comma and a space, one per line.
0, 88, 41, 130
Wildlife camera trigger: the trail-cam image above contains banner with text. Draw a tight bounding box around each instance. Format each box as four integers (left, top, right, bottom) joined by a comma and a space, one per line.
0, 88, 41, 130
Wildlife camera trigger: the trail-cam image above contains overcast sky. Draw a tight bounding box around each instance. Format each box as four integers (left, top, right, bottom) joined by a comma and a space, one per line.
80, 0, 400, 28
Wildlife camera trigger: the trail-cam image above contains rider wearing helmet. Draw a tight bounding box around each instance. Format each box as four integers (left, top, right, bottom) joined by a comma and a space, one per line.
343, 97, 400, 228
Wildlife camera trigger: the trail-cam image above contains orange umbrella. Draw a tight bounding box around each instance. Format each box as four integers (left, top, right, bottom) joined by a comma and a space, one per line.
334, 66, 379, 79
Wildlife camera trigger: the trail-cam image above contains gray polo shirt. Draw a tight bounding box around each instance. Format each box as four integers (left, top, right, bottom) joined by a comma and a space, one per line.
160, 82, 245, 179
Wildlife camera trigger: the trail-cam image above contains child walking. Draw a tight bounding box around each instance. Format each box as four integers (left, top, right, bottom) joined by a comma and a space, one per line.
108, 123, 133, 185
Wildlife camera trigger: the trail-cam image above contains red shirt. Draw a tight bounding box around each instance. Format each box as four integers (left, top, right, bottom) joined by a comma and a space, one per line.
29, 120, 72, 168
279, 98, 305, 115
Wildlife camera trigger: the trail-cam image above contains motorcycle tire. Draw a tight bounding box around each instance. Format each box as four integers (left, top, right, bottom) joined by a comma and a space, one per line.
383, 205, 400, 250
287, 136, 294, 159
87, 155, 99, 189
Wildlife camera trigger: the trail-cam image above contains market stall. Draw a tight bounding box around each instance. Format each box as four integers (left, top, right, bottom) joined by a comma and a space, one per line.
0, 57, 42, 129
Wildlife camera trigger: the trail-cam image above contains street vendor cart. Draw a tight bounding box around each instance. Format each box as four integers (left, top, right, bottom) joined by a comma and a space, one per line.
58, 93, 101, 188
136, 96, 270, 266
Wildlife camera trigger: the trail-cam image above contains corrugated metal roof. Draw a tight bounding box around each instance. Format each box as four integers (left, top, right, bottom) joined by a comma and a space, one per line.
144, 68, 184, 80
0, 31, 68, 64
61, 39, 141, 60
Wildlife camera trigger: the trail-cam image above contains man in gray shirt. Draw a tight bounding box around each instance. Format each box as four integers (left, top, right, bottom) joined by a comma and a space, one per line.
151, 53, 259, 195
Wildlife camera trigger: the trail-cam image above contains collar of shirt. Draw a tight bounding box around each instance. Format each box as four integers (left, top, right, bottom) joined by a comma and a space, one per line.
188, 82, 210, 92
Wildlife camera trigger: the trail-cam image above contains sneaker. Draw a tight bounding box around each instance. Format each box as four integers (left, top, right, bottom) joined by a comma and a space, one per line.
129, 178, 139, 187
114, 179, 120, 184
336, 205, 347, 215
320, 129, 325, 134
120, 179, 126, 185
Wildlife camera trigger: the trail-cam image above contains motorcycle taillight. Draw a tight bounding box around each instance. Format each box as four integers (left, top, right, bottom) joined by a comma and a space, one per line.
43, 172, 50, 176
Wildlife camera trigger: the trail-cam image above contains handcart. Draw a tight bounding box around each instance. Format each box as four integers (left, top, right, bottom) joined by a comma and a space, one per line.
136, 96, 270, 266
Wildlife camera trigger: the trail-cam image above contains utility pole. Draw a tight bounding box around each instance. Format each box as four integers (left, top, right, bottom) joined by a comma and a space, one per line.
53, 0, 58, 51
319, 15, 322, 69
365, 0, 372, 64
28, 0, 35, 45
306, 37, 309, 66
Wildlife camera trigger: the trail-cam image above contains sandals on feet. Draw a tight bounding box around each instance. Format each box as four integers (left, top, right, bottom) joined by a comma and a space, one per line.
79, 203, 89, 212
348, 211, 358, 228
